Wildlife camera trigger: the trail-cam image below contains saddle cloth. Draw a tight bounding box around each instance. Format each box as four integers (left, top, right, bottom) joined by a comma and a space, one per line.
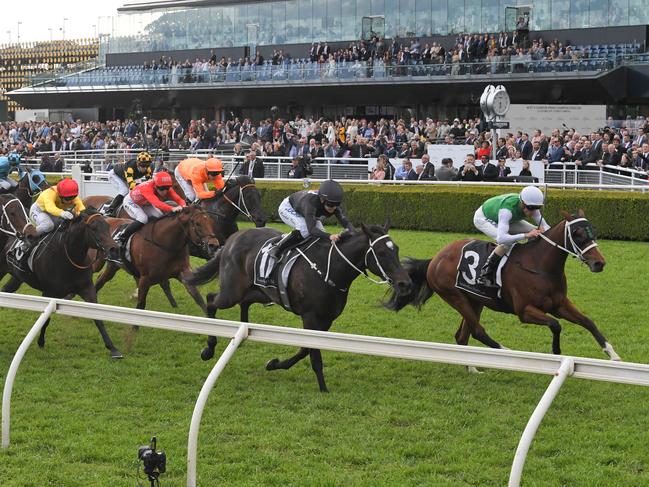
455, 240, 512, 300
254, 236, 316, 311
6, 235, 47, 274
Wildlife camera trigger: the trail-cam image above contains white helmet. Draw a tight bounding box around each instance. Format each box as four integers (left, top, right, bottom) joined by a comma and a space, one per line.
520, 186, 544, 207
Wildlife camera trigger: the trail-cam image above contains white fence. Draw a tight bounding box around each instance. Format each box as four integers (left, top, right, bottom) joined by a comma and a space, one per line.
2, 292, 649, 486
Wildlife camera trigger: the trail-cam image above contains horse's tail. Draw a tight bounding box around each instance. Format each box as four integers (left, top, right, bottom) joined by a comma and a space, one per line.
385, 257, 434, 311
184, 248, 222, 285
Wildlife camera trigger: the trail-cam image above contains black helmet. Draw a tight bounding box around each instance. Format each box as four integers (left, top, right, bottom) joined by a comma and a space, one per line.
318, 179, 344, 204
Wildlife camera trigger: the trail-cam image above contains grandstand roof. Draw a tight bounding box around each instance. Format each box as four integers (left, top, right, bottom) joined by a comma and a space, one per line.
119, 0, 263, 12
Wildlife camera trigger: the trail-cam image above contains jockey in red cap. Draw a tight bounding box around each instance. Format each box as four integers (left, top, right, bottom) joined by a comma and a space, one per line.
114, 171, 186, 250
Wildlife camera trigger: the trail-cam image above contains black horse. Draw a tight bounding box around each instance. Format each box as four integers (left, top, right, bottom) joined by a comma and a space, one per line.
0, 194, 38, 250
0, 208, 123, 358
185, 224, 412, 392
198, 175, 267, 243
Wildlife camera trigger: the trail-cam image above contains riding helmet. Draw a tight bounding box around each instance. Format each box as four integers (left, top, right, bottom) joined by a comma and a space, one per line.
136, 151, 153, 164
57, 178, 79, 198
520, 186, 544, 207
318, 179, 344, 204
7, 152, 20, 165
205, 158, 223, 172
153, 171, 173, 187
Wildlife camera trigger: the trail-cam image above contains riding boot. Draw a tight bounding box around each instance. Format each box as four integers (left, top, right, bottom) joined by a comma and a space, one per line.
267, 230, 302, 260
104, 194, 124, 217
114, 220, 144, 258
477, 251, 503, 287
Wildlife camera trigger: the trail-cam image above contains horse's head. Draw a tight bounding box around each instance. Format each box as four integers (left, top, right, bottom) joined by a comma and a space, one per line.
561, 209, 605, 272
20, 168, 49, 196
224, 175, 267, 227
77, 209, 119, 261
0, 195, 37, 239
179, 206, 220, 257
359, 221, 412, 295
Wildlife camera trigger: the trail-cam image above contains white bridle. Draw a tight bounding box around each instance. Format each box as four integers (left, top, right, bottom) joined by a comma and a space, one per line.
0, 196, 33, 237
539, 217, 598, 262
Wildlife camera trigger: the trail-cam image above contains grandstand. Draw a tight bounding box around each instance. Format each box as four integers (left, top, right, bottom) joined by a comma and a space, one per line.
4, 1, 649, 121
0, 39, 99, 118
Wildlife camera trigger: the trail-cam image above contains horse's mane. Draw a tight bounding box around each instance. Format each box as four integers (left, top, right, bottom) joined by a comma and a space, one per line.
230, 175, 254, 186
338, 224, 385, 243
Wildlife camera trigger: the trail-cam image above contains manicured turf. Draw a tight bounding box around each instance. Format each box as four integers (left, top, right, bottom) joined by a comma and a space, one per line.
1, 222, 648, 486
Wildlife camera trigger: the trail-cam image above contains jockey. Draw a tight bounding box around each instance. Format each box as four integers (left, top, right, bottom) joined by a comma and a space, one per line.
0, 153, 21, 191
473, 185, 550, 287
174, 157, 225, 203
270, 179, 353, 258
29, 178, 85, 237
104, 151, 153, 216
115, 171, 186, 249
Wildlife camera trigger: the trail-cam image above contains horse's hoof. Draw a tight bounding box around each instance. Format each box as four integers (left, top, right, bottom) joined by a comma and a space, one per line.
111, 350, 124, 359
201, 348, 214, 361
467, 366, 483, 374
266, 358, 279, 370
37, 338, 45, 348
132, 325, 140, 332
611, 356, 622, 362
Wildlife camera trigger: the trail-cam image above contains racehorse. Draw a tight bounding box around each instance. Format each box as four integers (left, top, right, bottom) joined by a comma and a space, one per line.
386, 210, 621, 361
0, 208, 123, 358
0, 168, 49, 210
185, 223, 413, 392
94, 206, 220, 312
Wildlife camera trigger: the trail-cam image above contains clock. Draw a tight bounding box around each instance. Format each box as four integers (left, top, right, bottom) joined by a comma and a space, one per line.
480, 85, 495, 120
491, 87, 510, 116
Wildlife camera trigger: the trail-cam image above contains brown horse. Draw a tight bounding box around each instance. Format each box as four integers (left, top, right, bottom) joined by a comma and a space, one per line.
94, 206, 220, 312
386, 210, 621, 361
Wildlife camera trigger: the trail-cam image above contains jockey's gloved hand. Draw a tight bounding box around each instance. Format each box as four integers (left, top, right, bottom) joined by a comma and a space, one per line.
60, 211, 75, 220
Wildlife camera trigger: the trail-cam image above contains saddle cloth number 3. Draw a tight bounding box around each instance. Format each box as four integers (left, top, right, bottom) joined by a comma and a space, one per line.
461, 250, 480, 285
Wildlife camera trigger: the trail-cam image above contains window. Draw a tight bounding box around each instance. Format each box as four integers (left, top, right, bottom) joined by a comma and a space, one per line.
399, 0, 416, 37
551, 0, 570, 29
326, 0, 342, 39
589, 0, 609, 27
415, 0, 432, 37
609, 0, 628, 26
341, 0, 356, 40
447, 0, 465, 34
629, 0, 649, 24
481, 0, 499, 33
570, 0, 589, 28
272, 2, 287, 44
532, 0, 552, 30
298, 0, 313, 43
431, 0, 448, 35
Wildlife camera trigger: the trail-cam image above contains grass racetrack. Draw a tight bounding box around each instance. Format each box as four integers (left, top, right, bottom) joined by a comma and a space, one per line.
1, 222, 648, 486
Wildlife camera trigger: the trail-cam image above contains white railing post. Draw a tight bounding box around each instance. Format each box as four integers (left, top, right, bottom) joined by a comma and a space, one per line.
187, 324, 248, 487
2, 299, 56, 449
509, 357, 575, 487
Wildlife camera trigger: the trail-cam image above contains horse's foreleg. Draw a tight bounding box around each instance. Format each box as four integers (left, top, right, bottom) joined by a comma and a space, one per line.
136, 276, 152, 310
77, 285, 123, 359
266, 348, 310, 371
239, 289, 271, 322
95, 261, 120, 293
555, 299, 619, 360
160, 279, 178, 308
309, 348, 328, 393
519, 304, 563, 355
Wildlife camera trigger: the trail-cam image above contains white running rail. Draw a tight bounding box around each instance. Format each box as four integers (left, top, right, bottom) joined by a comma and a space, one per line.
1, 292, 649, 486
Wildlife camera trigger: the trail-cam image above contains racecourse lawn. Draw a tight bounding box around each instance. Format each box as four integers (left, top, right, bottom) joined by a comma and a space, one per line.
1, 222, 648, 487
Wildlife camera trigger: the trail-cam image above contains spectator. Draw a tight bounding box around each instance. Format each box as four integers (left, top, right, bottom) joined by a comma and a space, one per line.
395, 158, 417, 180
239, 150, 265, 179
476, 140, 491, 160
370, 156, 387, 180
518, 159, 532, 177
436, 157, 458, 181
419, 154, 436, 180
287, 156, 307, 179
455, 154, 483, 181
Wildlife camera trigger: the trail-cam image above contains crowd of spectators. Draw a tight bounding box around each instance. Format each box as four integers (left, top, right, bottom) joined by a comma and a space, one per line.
1, 114, 648, 180
57, 31, 644, 89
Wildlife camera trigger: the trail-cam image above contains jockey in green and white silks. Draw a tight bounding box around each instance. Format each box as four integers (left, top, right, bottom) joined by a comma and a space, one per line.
473, 186, 550, 287
0, 153, 22, 191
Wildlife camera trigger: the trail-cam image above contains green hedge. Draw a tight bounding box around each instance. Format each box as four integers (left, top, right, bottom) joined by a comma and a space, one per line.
256, 181, 649, 241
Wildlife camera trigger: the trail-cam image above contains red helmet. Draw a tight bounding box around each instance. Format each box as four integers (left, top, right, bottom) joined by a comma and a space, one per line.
56, 178, 79, 198
153, 171, 173, 187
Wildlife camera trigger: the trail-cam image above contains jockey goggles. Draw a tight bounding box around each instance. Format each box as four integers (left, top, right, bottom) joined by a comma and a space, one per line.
324, 200, 340, 208
60, 194, 76, 201
524, 204, 542, 211
156, 185, 171, 191
207, 170, 223, 177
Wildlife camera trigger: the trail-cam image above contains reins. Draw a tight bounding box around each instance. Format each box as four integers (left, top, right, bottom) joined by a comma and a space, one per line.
293, 233, 394, 290
63, 213, 104, 270
221, 182, 256, 222
0, 196, 33, 237
538, 217, 598, 264
144, 210, 217, 254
